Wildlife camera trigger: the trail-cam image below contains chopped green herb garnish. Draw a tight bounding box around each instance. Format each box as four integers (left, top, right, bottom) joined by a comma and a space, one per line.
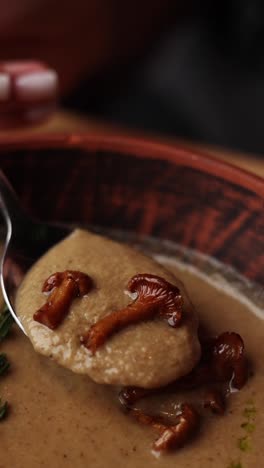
228, 462, 243, 468
243, 406, 256, 419
0, 399, 8, 420
241, 421, 255, 434
238, 436, 251, 452
246, 398, 254, 405
0, 353, 10, 376
236, 400, 256, 458
0, 305, 13, 342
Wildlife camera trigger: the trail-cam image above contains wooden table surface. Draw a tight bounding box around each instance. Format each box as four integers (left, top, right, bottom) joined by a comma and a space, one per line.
2, 110, 264, 178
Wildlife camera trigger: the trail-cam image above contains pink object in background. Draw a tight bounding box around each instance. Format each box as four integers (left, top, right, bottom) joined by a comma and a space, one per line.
0, 60, 58, 127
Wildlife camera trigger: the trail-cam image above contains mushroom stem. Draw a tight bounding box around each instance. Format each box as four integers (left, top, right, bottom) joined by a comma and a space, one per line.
34, 270, 93, 329
130, 403, 200, 452
81, 300, 156, 354
34, 277, 77, 329
153, 404, 199, 451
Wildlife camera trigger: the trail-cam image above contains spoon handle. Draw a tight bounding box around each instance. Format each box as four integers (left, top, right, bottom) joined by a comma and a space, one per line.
0, 170, 26, 231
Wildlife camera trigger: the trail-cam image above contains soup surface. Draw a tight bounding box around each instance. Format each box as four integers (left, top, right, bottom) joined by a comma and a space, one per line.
0, 234, 263, 468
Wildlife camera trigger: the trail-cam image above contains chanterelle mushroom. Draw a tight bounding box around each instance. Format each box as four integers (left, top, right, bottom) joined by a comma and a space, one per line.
34, 270, 93, 329
130, 403, 200, 452
81, 274, 183, 354
16, 229, 201, 388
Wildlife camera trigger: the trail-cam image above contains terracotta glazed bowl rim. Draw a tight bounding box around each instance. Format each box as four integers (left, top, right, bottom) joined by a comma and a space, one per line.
0, 132, 263, 197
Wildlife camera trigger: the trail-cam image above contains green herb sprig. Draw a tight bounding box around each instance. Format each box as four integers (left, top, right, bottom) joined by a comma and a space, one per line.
0, 353, 10, 376
0, 305, 14, 342
0, 304, 13, 422
0, 399, 8, 420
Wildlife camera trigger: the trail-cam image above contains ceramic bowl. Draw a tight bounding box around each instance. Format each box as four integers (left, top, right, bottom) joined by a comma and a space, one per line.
0, 133, 263, 289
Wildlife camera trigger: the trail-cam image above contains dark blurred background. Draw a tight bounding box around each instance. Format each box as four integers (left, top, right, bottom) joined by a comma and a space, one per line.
1, 0, 264, 154
65, 0, 264, 154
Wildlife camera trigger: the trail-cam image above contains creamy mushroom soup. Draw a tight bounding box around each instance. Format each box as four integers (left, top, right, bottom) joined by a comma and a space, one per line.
1, 232, 263, 467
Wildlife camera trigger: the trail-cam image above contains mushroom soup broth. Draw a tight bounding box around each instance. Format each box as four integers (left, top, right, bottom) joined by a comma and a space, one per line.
1, 232, 263, 467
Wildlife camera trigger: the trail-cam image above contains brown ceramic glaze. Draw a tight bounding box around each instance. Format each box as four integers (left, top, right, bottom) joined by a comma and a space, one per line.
0, 133, 263, 285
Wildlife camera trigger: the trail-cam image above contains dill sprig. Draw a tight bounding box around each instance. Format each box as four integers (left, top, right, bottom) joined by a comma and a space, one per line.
0, 304, 13, 422
0, 353, 10, 376
0, 305, 14, 342
0, 399, 8, 420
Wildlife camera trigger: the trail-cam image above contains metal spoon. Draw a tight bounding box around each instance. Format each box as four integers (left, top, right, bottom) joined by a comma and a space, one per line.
0, 170, 71, 333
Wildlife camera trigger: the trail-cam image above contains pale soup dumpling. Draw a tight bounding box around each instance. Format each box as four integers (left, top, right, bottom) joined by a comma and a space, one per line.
16, 229, 200, 388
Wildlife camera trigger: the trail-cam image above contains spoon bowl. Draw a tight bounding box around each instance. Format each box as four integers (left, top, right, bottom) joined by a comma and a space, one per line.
0, 170, 71, 332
